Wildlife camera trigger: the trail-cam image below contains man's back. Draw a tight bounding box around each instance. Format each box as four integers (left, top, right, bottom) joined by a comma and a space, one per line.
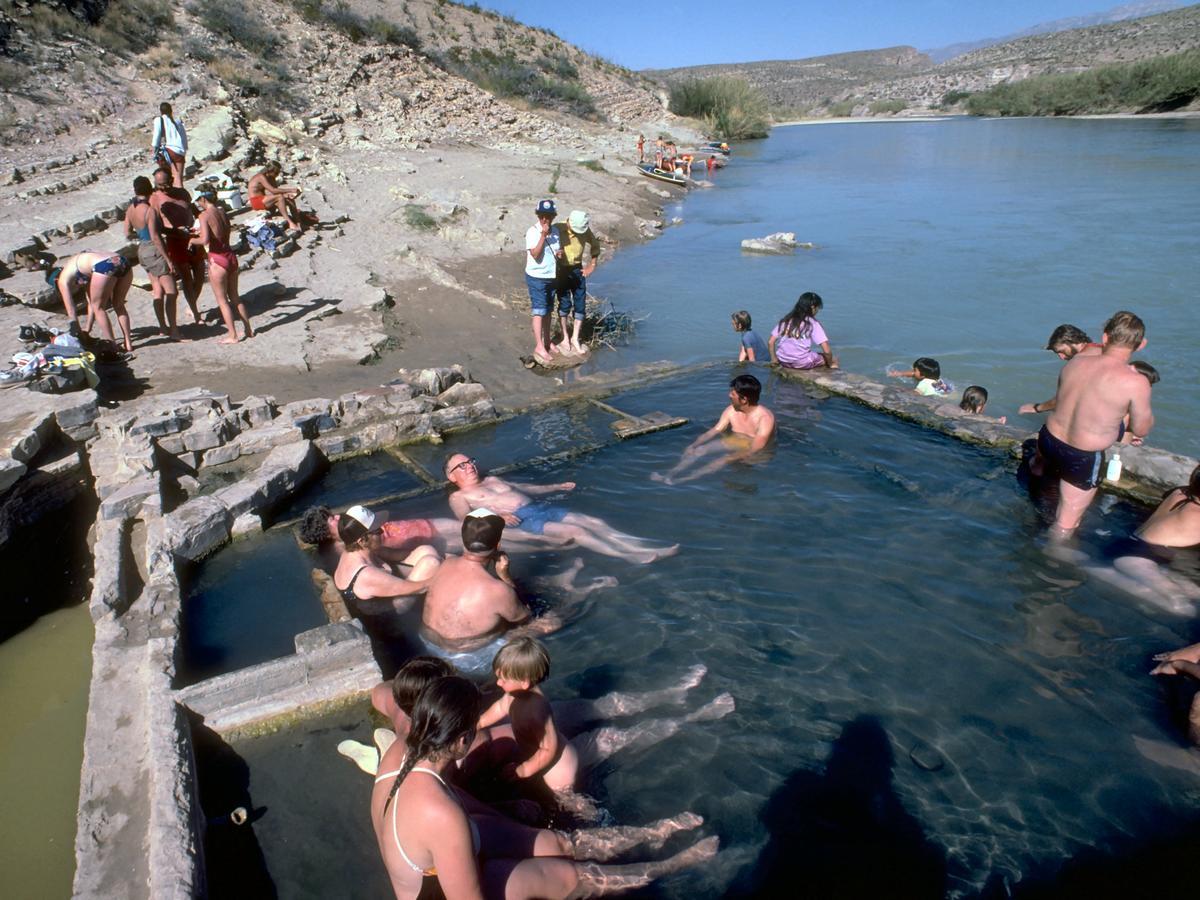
1049, 352, 1152, 452
423, 555, 524, 642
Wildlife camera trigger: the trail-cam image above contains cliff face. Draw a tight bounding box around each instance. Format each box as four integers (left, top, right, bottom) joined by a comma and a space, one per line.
650, 4, 1200, 115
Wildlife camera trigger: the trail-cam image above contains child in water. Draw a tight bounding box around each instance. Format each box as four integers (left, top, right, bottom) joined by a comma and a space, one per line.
889, 357, 952, 396
731, 310, 769, 363
768, 291, 838, 369
1120, 361, 1160, 445
960, 386, 1006, 424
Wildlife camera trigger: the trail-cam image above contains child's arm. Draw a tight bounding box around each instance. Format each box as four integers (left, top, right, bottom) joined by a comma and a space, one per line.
887, 369, 915, 379
508, 693, 559, 780
767, 333, 779, 365
738, 342, 748, 362
477, 692, 514, 730
818, 341, 838, 369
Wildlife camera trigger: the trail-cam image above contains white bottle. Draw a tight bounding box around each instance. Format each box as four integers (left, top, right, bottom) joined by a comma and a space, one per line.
1106, 450, 1123, 483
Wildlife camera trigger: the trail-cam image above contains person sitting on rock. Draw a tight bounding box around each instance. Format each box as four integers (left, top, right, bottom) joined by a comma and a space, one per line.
247, 160, 303, 231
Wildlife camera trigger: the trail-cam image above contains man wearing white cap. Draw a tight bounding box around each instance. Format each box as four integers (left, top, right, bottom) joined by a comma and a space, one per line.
332, 504, 440, 617
552, 210, 602, 356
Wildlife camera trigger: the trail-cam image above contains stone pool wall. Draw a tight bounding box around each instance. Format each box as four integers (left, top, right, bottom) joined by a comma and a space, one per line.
45, 361, 1198, 897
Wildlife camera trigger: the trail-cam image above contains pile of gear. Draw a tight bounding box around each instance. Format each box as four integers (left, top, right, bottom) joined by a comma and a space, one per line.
0, 323, 99, 393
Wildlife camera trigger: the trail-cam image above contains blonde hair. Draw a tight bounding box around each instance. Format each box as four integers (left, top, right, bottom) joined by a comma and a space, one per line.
492, 636, 551, 685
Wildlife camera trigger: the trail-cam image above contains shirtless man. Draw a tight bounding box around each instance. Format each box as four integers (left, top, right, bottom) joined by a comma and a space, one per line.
1018, 324, 1102, 416
422, 509, 555, 650
150, 167, 205, 324
247, 161, 302, 231
652, 374, 776, 485
445, 457, 678, 564
1038, 311, 1153, 538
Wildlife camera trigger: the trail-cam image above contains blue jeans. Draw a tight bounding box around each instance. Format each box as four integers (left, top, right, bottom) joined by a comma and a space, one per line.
557, 268, 587, 319
525, 273, 556, 317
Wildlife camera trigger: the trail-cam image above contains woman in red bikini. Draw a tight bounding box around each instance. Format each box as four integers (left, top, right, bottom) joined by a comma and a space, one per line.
191, 189, 254, 345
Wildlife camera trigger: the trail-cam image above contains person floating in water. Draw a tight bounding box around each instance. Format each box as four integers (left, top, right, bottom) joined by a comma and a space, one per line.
652, 374, 776, 485
444, 455, 678, 564
1038, 310, 1154, 539
888, 357, 951, 397
731, 310, 769, 363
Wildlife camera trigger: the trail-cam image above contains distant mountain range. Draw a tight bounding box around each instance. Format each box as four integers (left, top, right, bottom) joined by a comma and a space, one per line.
923, 0, 1192, 63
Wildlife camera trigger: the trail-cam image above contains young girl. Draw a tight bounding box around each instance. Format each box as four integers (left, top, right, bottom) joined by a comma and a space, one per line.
731, 310, 769, 363
889, 357, 951, 396
960, 385, 1006, 424
768, 292, 837, 369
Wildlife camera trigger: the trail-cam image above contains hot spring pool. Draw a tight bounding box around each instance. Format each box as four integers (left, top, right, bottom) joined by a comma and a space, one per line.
190, 367, 1200, 897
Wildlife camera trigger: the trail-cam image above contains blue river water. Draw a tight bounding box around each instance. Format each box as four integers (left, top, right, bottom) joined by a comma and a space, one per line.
189, 118, 1200, 898
589, 117, 1200, 457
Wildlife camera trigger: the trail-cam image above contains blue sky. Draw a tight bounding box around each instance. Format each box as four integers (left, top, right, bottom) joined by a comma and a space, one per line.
477, 0, 1165, 69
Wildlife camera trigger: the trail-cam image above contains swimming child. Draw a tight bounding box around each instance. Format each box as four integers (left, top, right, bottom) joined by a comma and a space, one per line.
889, 357, 952, 396
768, 291, 837, 370
960, 386, 1006, 424
731, 310, 769, 363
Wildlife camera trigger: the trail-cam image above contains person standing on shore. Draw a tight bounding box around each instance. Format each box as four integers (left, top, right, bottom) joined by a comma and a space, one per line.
524, 199, 561, 364
150, 167, 204, 325
124, 176, 182, 341
191, 188, 254, 344
637, 133, 645, 162
1038, 310, 1154, 538
151, 102, 187, 188
552, 210, 601, 356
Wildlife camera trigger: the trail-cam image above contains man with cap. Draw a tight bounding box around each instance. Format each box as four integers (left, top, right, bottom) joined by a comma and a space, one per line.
422, 508, 545, 649
552, 210, 602, 356
445, 455, 678, 564
525, 198, 562, 364
332, 504, 440, 618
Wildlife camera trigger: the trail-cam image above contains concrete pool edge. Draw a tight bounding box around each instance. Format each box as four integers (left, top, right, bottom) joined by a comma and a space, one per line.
67, 361, 1198, 897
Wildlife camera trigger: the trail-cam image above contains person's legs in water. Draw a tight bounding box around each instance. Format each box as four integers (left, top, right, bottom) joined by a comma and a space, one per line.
542, 514, 679, 564
571, 693, 736, 773
552, 664, 707, 733
472, 812, 704, 862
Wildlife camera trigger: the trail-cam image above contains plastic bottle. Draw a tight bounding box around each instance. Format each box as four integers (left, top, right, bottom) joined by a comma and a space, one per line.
1106, 450, 1123, 483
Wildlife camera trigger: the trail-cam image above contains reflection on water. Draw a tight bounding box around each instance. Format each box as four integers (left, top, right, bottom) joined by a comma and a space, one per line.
195, 369, 1200, 896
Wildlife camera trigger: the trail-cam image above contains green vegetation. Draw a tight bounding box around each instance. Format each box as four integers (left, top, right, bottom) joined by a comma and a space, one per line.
208, 57, 293, 119
403, 204, 440, 232
967, 49, 1200, 116
190, 0, 279, 54
577, 159, 604, 172
290, 0, 421, 49
13, 0, 174, 56
548, 164, 561, 194
438, 48, 597, 118
868, 98, 906, 114
826, 99, 856, 117
669, 77, 770, 140
939, 89, 971, 108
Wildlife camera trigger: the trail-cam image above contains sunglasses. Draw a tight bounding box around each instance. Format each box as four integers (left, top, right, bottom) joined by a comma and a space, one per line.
448, 457, 476, 475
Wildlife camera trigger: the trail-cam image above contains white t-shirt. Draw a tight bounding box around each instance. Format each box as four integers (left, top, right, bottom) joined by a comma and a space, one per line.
525, 224, 560, 278
152, 116, 188, 155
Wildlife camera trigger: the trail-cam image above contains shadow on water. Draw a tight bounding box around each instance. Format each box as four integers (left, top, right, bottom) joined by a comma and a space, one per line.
190, 715, 278, 900
727, 715, 947, 899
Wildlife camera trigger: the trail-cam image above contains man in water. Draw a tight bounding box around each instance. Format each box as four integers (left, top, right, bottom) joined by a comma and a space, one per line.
422, 509, 556, 650
1038, 311, 1153, 538
652, 374, 776, 485
1018, 324, 1101, 416
445, 456, 677, 564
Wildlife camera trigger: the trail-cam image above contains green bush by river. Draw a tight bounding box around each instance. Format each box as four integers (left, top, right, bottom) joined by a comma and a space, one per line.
967, 49, 1200, 116
669, 76, 771, 139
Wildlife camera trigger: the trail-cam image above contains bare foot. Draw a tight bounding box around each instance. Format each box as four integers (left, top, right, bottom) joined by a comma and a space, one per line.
569, 812, 704, 860
571, 343, 588, 354
572, 836, 719, 896
686, 693, 735, 723
243, 328, 255, 339
680, 664, 707, 691
168, 330, 187, 342
650, 472, 668, 483
218, 335, 240, 345
648, 543, 681, 562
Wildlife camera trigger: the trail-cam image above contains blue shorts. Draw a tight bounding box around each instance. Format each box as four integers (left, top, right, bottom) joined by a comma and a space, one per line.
556, 268, 587, 319
513, 502, 569, 535
525, 273, 556, 317
1038, 425, 1104, 491
93, 256, 129, 278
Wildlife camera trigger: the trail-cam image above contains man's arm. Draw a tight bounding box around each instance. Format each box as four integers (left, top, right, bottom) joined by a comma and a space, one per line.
508, 480, 575, 496
582, 234, 602, 277
686, 408, 732, 452
1018, 398, 1057, 415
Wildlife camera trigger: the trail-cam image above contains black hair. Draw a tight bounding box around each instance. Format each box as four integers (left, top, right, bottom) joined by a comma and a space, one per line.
960, 385, 987, 414
913, 358, 940, 380
776, 291, 823, 341
1169, 464, 1200, 512
297, 506, 333, 545
383, 676, 481, 812
132, 176, 152, 197
392, 657, 457, 716
1045, 324, 1092, 350
730, 373, 762, 405
731, 310, 752, 331
1131, 360, 1160, 385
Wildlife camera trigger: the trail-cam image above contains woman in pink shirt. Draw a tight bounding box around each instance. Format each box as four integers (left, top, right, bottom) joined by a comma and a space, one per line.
769, 291, 838, 369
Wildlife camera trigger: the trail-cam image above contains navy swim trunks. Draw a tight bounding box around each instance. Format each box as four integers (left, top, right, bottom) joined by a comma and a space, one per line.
1038, 425, 1104, 491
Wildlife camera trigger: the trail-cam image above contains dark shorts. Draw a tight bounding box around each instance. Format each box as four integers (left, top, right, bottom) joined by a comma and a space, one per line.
1102, 535, 1177, 565
92, 256, 129, 278
165, 235, 194, 269
556, 268, 586, 319
525, 273, 555, 317
1038, 425, 1104, 491
513, 502, 569, 535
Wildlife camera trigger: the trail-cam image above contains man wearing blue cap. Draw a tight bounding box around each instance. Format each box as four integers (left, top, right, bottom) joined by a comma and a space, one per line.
525, 198, 562, 363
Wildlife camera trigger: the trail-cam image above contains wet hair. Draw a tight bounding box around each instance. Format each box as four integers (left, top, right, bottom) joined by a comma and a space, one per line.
383, 676, 481, 811
913, 358, 940, 380
1131, 360, 1160, 385
492, 637, 551, 686
160, 102, 173, 117
960, 385, 988, 414
1103, 310, 1145, 348
731, 310, 752, 331
776, 291, 823, 340
1045, 324, 1092, 351
298, 506, 333, 545
730, 373, 762, 405
1168, 464, 1200, 512
132, 176, 153, 197
392, 656, 457, 716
